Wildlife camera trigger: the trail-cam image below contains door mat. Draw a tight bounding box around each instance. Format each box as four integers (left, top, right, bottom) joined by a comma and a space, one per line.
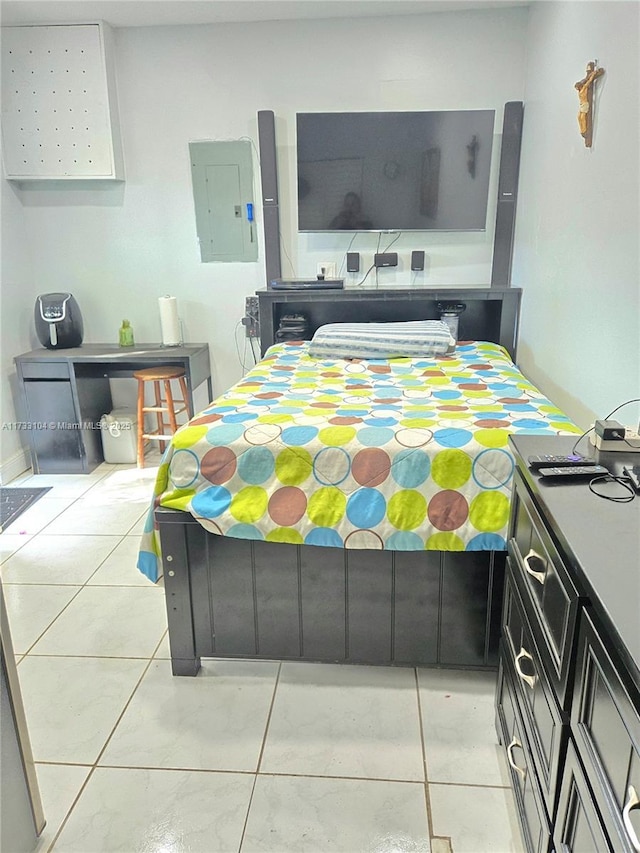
0, 487, 51, 532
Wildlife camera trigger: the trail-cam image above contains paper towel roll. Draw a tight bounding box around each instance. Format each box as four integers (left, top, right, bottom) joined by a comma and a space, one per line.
159, 296, 181, 346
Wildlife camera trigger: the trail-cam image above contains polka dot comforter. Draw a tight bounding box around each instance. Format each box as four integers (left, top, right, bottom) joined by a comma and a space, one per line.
137, 340, 580, 582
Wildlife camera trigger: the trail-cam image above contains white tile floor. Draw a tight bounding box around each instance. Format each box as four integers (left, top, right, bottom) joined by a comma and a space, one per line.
2, 457, 524, 853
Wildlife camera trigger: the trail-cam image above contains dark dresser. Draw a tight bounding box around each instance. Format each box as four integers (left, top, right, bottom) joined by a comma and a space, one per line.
496, 434, 640, 853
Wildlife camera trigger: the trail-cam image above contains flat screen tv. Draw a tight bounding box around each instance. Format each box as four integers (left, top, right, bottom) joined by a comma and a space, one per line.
296, 110, 495, 233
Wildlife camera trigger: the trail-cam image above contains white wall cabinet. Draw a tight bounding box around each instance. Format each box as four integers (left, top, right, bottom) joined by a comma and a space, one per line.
1, 22, 124, 180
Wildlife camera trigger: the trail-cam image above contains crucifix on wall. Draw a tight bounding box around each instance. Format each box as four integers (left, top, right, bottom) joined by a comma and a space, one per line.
575, 61, 605, 147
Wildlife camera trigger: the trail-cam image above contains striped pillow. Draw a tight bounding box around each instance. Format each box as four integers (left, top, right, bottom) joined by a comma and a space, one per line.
308, 320, 455, 360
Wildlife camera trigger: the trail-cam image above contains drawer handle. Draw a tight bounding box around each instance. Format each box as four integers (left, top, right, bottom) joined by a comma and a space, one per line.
524, 548, 547, 584
623, 785, 640, 852
514, 647, 537, 689
506, 735, 526, 782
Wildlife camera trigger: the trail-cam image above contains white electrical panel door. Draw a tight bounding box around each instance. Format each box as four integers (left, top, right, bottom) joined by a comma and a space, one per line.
1, 23, 124, 179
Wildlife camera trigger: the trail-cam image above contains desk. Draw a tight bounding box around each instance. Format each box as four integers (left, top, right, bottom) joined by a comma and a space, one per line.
14, 343, 212, 474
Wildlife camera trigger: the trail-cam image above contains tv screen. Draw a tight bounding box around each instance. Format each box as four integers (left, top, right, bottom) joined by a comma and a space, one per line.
296, 110, 495, 233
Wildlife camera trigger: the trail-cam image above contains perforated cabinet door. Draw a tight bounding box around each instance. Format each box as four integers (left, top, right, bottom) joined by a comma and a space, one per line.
1, 23, 123, 179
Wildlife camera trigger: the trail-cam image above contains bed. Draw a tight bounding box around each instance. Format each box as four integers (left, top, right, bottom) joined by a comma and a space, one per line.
137, 288, 580, 675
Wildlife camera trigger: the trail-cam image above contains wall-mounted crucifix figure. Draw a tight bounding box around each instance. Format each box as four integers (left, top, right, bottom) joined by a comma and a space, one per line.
575, 61, 605, 148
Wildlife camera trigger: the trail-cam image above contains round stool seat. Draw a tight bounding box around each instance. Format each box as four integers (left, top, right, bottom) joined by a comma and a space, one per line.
133, 366, 186, 382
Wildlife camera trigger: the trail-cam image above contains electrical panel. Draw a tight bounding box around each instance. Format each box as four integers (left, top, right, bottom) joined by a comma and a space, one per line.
189, 140, 258, 263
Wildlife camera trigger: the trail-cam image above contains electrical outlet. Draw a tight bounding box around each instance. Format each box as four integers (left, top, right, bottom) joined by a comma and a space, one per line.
243, 296, 260, 338
317, 262, 337, 279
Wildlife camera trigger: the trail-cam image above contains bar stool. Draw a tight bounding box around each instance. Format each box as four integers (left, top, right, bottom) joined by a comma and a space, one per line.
134, 367, 191, 468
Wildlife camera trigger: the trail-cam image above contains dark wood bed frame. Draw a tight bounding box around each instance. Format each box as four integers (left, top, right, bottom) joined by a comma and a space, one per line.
156, 287, 522, 676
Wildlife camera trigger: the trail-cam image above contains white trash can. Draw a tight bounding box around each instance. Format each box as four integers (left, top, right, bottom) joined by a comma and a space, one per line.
100, 408, 138, 464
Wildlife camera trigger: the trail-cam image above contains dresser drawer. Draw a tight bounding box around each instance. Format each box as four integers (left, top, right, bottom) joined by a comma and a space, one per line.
19, 361, 70, 380
509, 474, 580, 707
502, 560, 567, 819
495, 654, 552, 853
572, 609, 640, 853
555, 738, 614, 852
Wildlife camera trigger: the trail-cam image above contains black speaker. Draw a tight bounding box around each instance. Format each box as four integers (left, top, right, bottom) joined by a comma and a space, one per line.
257, 110, 278, 205
491, 101, 524, 288
257, 110, 282, 284
374, 252, 398, 268
411, 250, 425, 271
262, 206, 282, 287
346, 252, 360, 273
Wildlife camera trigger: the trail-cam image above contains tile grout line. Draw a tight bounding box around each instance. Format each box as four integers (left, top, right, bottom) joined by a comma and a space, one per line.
14, 470, 512, 848
19, 466, 152, 538
414, 666, 437, 845
22, 653, 164, 660
3, 580, 123, 586
421, 779, 512, 792
42, 766, 97, 853
0, 535, 33, 564
39, 585, 157, 851
151, 627, 169, 660
33, 758, 475, 787
255, 660, 282, 775
10, 465, 160, 850
16, 585, 89, 658
15, 581, 164, 659
5, 496, 81, 538
10, 504, 161, 656
5, 521, 160, 587
236, 661, 283, 852
45, 653, 158, 852
79, 530, 131, 587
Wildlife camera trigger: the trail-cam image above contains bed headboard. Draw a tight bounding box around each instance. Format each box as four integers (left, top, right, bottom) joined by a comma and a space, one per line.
256, 287, 522, 360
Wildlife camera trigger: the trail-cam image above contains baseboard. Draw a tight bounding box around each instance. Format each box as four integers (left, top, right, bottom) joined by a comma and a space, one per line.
0, 448, 32, 485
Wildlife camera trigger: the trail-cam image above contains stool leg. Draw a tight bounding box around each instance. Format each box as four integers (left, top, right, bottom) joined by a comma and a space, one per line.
154, 380, 165, 439
136, 378, 145, 468
178, 376, 191, 418
165, 380, 178, 435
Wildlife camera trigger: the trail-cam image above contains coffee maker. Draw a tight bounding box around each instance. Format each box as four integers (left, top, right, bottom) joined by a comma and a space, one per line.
34, 293, 84, 349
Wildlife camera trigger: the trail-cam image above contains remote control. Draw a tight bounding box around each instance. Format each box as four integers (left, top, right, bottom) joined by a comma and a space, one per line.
528, 454, 596, 470
538, 465, 610, 480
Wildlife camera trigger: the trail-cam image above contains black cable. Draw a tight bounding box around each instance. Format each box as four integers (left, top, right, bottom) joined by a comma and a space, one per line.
588, 474, 636, 503
382, 231, 402, 253
603, 398, 640, 419
571, 427, 594, 456
356, 264, 376, 287
572, 397, 640, 456
234, 321, 252, 374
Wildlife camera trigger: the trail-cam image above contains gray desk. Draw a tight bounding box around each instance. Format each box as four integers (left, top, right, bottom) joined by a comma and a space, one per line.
14, 343, 211, 474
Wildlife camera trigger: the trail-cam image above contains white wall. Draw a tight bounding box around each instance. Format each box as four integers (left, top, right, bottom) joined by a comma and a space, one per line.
513, 1, 639, 429
0, 180, 36, 481
6, 7, 528, 414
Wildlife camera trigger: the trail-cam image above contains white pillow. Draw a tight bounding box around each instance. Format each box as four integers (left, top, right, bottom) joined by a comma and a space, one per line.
308, 320, 455, 360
